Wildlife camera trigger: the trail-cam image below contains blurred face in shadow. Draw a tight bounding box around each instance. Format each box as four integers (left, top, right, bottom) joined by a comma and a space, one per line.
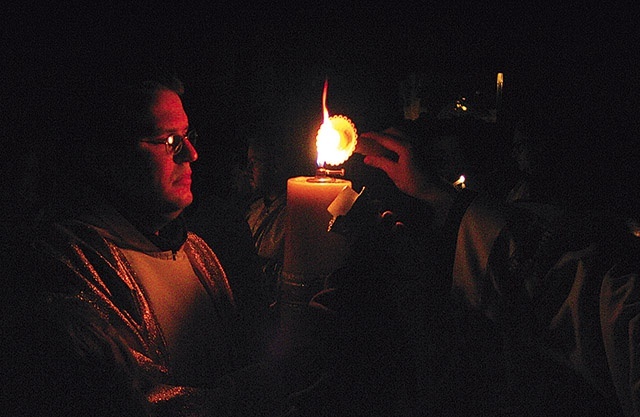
247, 145, 267, 194
512, 129, 532, 174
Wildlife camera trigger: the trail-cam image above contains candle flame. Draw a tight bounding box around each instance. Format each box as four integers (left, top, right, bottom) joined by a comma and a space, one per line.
322, 79, 330, 121
316, 80, 357, 167
453, 175, 466, 189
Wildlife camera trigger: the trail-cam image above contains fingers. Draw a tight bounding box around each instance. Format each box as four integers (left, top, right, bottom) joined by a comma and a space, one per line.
360, 130, 412, 175
355, 134, 398, 160
359, 131, 408, 156
363, 154, 396, 175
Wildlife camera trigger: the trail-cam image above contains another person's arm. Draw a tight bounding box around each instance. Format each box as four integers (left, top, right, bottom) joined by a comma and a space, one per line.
360, 128, 458, 230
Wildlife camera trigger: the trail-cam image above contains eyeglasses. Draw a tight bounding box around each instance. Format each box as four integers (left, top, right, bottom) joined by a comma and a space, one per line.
140, 130, 198, 155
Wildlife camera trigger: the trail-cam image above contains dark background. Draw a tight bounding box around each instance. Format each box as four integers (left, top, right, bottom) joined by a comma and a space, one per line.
3, 2, 639, 212
2, 5, 638, 415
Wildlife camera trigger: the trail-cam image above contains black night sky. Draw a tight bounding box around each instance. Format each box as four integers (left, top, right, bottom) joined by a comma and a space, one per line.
4, 2, 639, 210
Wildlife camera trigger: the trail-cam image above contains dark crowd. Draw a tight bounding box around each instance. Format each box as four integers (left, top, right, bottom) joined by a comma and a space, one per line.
2, 4, 640, 417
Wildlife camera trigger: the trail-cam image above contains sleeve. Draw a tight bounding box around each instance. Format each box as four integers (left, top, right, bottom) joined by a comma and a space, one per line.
4, 294, 151, 417
8, 289, 328, 417
22, 224, 329, 417
450, 192, 512, 319
449, 194, 573, 324
450, 195, 633, 413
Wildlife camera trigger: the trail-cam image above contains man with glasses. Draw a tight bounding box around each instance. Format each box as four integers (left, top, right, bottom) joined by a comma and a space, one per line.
9, 64, 326, 417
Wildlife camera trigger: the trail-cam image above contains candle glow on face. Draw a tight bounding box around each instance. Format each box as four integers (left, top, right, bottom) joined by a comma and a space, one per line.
315, 80, 357, 167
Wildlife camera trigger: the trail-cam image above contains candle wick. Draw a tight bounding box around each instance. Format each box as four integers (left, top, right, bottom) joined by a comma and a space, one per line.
316, 166, 345, 179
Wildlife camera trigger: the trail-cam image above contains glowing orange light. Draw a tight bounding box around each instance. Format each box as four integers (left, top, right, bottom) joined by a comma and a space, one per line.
315, 79, 357, 167
453, 175, 466, 189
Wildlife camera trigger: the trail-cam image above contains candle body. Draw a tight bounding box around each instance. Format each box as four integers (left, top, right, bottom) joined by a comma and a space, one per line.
283, 176, 351, 278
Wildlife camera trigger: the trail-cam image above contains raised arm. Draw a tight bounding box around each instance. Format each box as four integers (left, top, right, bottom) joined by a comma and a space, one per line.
360, 127, 458, 229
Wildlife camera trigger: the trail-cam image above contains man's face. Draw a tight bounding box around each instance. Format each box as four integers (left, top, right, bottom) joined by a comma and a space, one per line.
122, 89, 197, 219
512, 129, 531, 173
247, 146, 268, 193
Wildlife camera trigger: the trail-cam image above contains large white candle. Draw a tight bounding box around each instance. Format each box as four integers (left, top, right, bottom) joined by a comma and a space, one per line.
281, 79, 357, 288
283, 176, 352, 278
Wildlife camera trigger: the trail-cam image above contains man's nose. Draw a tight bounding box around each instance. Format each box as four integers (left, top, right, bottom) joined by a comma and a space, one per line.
175, 139, 198, 163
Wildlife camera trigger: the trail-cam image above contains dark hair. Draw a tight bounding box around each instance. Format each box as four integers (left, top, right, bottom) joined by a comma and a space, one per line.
80, 64, 184, 153
48, 61, 186, 201
62, 62, 180, 161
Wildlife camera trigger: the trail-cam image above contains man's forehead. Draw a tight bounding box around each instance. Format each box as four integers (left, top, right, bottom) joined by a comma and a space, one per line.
149, 90, 189, 130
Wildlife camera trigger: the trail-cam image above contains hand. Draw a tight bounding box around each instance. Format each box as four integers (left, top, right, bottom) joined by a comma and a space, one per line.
360, 127, 458, 228
360, 128, 448, 201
